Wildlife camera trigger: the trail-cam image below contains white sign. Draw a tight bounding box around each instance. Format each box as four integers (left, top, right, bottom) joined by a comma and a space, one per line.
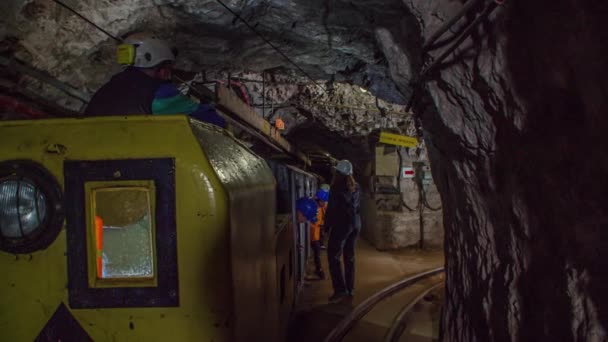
402, 167, 415, 179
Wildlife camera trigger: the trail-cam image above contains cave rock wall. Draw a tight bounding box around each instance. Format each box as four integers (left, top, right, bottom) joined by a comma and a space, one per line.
382, 0, 607, 341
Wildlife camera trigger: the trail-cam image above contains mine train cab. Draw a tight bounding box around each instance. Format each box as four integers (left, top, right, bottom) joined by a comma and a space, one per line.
0, 116, 318, 341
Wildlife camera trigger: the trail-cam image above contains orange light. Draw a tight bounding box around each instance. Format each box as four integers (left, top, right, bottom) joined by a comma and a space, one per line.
275, 118, 285, 130
95, 215, 104, 278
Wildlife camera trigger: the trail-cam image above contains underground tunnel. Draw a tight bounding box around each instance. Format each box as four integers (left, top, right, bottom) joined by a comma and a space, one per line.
0, 0, 606, 341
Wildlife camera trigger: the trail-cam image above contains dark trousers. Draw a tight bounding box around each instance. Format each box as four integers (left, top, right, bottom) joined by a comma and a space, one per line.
327, 227, 359, 294
311, 240, 322, 272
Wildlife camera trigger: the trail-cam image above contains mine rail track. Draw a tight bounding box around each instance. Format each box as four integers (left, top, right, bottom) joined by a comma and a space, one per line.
383, 281, 444, 342
323, 267, 445, 342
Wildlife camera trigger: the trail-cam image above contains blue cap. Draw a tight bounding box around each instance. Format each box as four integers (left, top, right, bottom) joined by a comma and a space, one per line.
296, 197, 318, 223
315, 189, 329, 202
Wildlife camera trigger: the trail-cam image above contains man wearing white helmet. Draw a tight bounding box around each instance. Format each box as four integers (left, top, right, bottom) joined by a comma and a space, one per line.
85, 33, 225, 128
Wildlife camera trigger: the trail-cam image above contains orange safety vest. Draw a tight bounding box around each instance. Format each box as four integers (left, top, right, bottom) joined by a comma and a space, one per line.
310, 202, 327, 242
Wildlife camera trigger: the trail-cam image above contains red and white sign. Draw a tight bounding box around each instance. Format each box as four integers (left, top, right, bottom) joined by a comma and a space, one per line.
402, 167, 415, 179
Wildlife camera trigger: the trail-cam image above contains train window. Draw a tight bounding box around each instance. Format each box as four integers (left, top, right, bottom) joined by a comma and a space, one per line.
93, 187, 154, 280
65, 158, 178, 308
0, 161, 64, 254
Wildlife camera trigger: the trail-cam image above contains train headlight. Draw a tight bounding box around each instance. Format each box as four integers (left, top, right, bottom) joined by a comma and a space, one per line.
0, 161, 64, 254
0, 179, 48, 237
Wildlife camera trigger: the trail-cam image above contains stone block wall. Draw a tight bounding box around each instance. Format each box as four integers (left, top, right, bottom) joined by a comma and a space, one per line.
362, 145, 443, 250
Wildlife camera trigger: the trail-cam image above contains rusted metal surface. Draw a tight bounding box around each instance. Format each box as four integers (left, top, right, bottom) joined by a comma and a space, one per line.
190, 120, 281, 341
274, 215, 295, 341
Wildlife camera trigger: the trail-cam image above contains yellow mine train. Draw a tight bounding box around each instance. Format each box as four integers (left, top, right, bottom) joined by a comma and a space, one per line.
0, 116, 317, 341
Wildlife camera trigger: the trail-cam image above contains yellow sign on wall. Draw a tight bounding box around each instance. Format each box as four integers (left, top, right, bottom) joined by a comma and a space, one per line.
379, 132, 418, 147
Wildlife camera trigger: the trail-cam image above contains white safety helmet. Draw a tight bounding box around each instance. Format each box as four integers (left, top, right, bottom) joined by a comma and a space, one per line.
122, 33, 176, 68
335, 160, 353, 176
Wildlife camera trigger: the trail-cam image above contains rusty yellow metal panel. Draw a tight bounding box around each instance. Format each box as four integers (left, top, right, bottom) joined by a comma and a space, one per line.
0, 116, 235, 341
379, 131, 419, 147
190, 121, 280, 342
274, 215, 295, 341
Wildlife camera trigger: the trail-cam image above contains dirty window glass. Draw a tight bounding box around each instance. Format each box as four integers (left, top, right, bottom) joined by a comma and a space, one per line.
94, 188, 154, 279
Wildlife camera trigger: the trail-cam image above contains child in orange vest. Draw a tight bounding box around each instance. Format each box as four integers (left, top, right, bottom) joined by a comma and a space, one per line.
311, 189, 329, 279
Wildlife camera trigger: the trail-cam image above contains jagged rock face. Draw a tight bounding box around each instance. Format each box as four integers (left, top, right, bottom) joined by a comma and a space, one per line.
206, 70, 410, 136
1, 0, 415, 133
381, 0, 607, 341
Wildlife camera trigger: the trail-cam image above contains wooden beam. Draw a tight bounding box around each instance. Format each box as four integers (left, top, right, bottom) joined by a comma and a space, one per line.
214, 83, 310, 166
171, 71, 310, 166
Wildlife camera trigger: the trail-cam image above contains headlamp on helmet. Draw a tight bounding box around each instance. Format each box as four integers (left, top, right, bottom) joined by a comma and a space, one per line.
116, 33, 176, 68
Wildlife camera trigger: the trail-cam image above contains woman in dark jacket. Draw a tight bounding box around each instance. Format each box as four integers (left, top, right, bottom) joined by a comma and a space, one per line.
324, 159, 362, 303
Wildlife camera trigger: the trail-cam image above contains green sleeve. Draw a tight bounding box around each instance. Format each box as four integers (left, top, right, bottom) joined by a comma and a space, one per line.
151, 94, 199, 115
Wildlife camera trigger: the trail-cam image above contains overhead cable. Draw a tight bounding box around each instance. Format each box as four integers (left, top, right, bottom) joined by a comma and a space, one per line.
215, 0, 328, 95
52, 0, 121, 42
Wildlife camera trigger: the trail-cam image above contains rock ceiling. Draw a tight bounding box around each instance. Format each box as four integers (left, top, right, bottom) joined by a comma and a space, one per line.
1, 0, 422, 139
